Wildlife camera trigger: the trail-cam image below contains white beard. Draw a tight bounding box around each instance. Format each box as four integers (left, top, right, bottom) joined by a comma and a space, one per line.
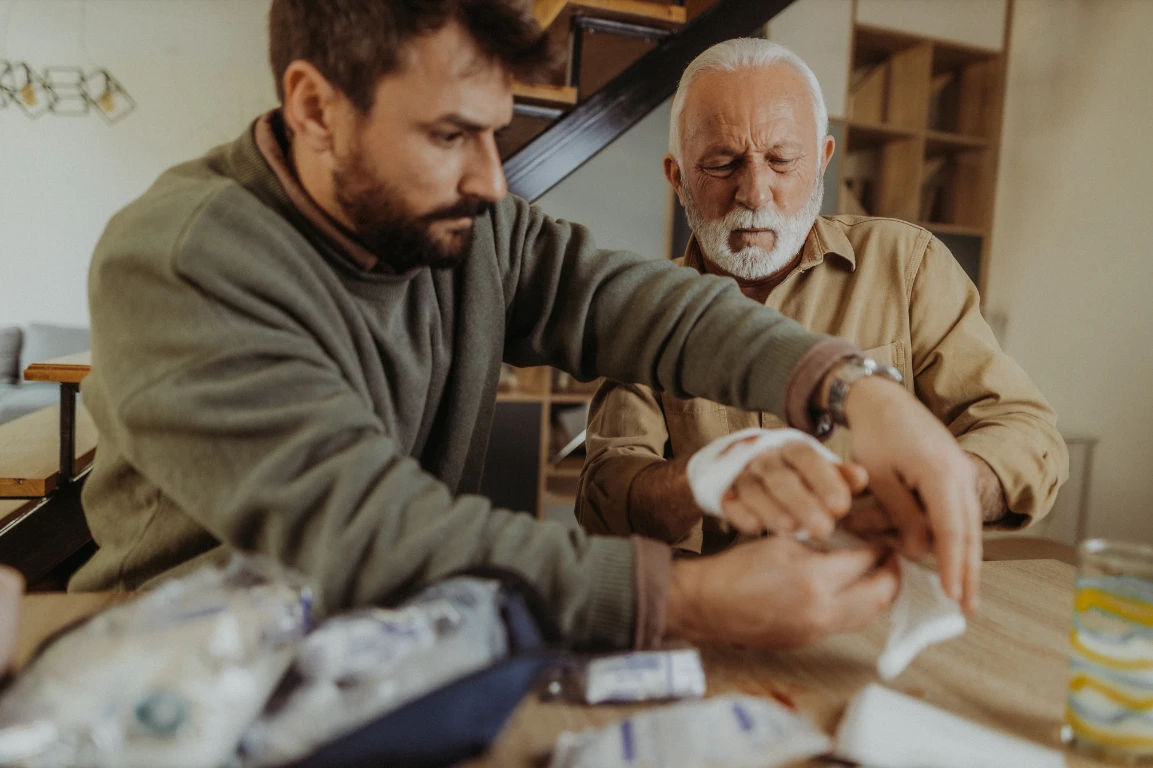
685, 174, 824, 281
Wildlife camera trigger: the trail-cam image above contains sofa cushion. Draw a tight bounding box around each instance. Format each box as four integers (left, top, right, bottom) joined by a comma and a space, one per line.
0, 384, 59, 425
0, 327, 21, 386
19, 324, 90, 383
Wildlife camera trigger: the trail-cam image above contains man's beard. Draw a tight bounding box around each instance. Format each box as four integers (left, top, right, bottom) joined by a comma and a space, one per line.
332, 145, 490, 272
684, 173, 824, 281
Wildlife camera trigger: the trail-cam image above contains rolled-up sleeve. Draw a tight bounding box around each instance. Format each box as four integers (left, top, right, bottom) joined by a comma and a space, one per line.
909, 236, 1069, 526
577, 380, 669, 536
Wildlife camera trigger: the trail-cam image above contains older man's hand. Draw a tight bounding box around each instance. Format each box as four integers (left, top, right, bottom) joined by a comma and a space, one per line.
721, 442, 869, 539
839, 375, 983, 613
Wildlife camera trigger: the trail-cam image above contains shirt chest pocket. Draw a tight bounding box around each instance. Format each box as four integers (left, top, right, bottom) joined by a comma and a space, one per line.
660, 395, 757, 457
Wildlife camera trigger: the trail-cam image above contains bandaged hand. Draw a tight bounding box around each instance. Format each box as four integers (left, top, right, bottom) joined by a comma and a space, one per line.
686, 428, 868, 539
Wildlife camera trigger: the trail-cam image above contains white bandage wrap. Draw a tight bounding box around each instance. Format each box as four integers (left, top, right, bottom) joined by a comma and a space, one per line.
686, 427, 841, 518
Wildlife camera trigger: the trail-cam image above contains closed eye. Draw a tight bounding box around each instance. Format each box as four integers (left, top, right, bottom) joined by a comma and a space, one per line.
701, 158, 742, 177
432, 130, 465, 146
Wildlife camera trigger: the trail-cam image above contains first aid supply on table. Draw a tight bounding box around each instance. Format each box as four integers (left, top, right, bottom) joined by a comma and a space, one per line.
834, 684, 1065, 768
239, 577, 508, 766
0, 557, 311, 768
581, 649, 706, 705
548, 694, 831, 768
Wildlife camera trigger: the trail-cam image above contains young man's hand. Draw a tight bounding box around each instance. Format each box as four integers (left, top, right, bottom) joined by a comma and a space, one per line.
664, 535, 898, 649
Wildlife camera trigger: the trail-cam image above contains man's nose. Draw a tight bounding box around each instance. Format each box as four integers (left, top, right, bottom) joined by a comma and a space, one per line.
460, 134, 508, 203
734, 160, 774, 211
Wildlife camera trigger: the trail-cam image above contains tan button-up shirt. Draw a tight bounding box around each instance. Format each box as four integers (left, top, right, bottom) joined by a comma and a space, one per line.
577, 215, 1069, 553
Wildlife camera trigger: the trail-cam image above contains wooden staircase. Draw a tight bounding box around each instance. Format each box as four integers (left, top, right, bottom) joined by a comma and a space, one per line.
501, 0, 701, 160
502, 0, 800, 201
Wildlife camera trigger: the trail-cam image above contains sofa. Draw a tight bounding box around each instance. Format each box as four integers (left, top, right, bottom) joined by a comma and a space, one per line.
0, 324, 91, 425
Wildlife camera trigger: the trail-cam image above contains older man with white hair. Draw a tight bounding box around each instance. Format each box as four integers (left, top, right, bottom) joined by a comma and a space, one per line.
578, 39, 1068, 566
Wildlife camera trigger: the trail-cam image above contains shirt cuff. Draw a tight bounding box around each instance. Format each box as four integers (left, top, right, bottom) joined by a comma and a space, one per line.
783, 337, 861, 434
632, 535, 673, 650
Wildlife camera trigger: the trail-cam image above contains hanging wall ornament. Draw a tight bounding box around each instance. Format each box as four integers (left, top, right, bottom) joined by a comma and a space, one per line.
45, 67, 90, 116
14, 63, 51, 118
0, 61, 14, 110
84, 68, 135, 124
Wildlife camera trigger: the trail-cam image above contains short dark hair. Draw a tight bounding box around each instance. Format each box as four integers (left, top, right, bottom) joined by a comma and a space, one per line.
269, 0, 557, 112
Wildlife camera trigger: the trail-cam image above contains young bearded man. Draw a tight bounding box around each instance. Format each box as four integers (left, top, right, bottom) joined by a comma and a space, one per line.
75, 1, 984, 652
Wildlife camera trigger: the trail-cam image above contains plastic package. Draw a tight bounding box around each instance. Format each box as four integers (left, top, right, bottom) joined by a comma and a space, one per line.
0, 556, 312, 768
240, 576, 508, 767
582, 650, 706, 704
548, 694, 831, 768
834, 683, 1065, 767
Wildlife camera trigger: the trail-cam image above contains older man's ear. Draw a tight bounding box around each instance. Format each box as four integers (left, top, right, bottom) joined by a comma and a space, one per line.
663, 153, 685, 205
820, 134, 835, 175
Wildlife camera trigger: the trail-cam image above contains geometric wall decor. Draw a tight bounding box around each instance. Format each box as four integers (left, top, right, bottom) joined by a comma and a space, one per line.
0, 61, 136, 123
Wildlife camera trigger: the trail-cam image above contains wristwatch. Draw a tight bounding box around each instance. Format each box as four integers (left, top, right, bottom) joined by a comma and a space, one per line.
813, 356, 903, 437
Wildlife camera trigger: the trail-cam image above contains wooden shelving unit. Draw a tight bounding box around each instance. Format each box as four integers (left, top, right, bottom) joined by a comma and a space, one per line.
495, 366, 597, 518
836, 21, 1009, 293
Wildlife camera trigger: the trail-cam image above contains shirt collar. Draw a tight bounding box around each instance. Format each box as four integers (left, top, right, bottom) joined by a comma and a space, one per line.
254, 109, 383, 273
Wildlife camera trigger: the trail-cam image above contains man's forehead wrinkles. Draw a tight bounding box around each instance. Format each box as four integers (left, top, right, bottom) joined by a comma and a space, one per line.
690, 121, 805, 158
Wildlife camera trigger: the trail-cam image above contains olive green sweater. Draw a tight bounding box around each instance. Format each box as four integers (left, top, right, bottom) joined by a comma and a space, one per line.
73, 113, 840, 649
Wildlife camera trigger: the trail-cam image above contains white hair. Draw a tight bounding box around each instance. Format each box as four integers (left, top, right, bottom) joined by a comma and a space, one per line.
668, 38, 829, 164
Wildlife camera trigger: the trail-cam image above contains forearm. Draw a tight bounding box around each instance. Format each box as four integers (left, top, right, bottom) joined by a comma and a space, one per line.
497, 197, 846, 421
968, 453, 1008, 524
626, 457, 703, 544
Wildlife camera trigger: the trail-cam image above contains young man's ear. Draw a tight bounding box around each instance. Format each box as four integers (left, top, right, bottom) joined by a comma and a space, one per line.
281, 60, 342, 153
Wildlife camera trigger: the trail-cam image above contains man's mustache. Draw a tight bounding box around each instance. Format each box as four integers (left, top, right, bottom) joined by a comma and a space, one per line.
424, 197, 491, 222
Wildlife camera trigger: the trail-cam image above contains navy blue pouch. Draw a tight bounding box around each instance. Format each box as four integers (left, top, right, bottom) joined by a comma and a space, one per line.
282, 568, 567, 768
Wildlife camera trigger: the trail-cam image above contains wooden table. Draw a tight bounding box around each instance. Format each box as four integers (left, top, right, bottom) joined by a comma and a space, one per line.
468, 559, 1107, 767
14, 561, 1109, 767
21, 351, 92, 482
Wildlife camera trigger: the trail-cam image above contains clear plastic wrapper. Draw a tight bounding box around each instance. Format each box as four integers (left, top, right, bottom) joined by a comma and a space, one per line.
582, 650, 706, 704
0, 556, 312, 768
548, 694, 831, 768
239, 576, 508, 767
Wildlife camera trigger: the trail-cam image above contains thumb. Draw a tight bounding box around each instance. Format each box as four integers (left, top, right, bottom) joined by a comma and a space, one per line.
838, 462, 869, 494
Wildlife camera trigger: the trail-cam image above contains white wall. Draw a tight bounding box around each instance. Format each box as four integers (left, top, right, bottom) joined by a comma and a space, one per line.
767, 0, 853, 120
0, 0, 672, 328
856, 0, 1006, 51
0, 0, 276, 328
535, 99, 674, 260
986, 0, 1153, 541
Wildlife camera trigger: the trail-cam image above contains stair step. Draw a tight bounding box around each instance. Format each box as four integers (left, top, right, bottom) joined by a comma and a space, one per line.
569, 0, 686, 28
512, 82, 578, 106
534, 0, 686, 32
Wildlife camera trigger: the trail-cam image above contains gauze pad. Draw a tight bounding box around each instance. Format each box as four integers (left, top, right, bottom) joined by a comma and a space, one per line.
686, 428, 839, 517
877, 556, 966, 680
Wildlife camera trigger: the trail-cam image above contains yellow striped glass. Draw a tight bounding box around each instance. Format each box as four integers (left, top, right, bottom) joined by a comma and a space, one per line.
1064, 539, 1153, 764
